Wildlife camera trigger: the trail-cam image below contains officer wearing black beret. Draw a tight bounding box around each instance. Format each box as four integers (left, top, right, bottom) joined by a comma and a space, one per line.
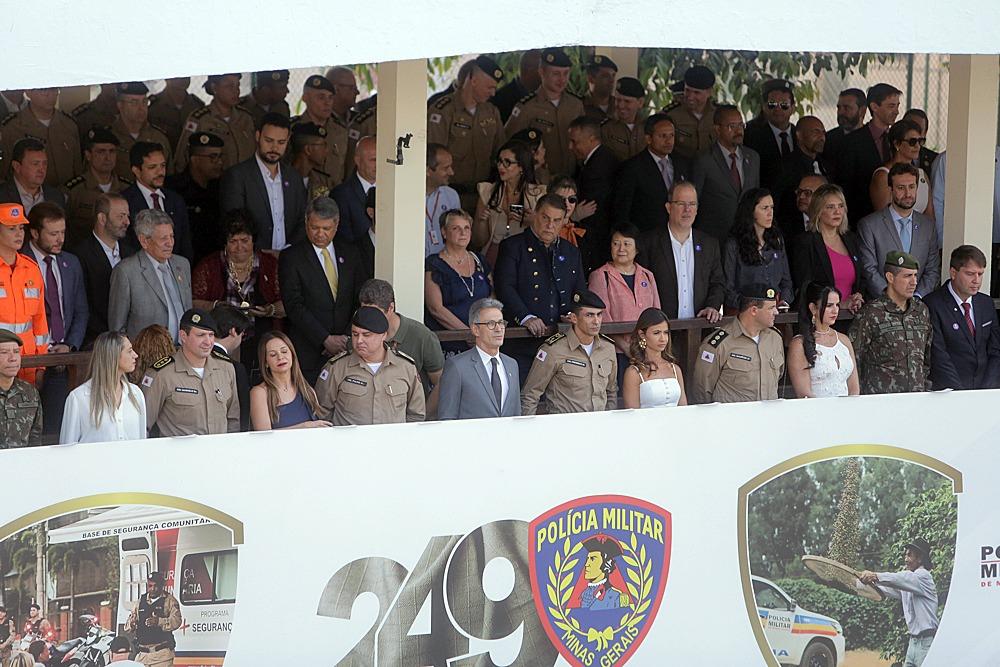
291, 75, 351, 188
521, 287, 618, 414
663, 65, 718, 161
241, 70, 291, 126
290, 122, 334, 200
64, 124, 133, 245
601, 76, 648, 161
71, 83, 120, 145
165, 131, 225, 261
583, 54, 619, 119
110, 81, 173, 180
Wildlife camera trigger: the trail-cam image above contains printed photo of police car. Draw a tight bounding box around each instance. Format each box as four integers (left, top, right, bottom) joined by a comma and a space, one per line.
752, 575, 845, 667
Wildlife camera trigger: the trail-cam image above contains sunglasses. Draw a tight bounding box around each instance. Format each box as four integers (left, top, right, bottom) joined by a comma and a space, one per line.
564, 195, 578, 204
766, 101, 792, 110
901, 137, 928, 147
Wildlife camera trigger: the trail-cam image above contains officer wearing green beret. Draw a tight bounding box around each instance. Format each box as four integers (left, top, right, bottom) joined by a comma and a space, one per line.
849, 251, 932, 395
314, 307, 426, 425
582, 54, 618, 120
289, 122, 334, 201
428, 55, 506, 207
505, 48, 586, 178
140, 308, 240, 436
110, 82, 173, 181
520, 289, 618, 415
663, 66, 718, 162
0, 329, 42, 447
240, 70, 291, 127
691, 283, 785, 403
173, 74, 255, 173
64, 126, 133, 246
600, 77, 647, 162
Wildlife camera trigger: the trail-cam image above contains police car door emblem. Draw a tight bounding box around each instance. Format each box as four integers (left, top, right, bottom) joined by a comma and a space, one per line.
529, 495, 672, 666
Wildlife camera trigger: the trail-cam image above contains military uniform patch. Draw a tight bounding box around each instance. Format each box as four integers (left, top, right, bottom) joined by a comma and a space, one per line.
151, 355, 174, 370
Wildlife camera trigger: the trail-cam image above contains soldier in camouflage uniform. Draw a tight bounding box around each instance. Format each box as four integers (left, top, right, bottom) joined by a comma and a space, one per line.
849, 251, 932, 395
0, 329, 42, 447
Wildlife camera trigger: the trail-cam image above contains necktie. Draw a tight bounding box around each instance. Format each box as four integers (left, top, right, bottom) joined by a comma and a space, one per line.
490, 357, 502, 408
321, 248, 339, 297
158, 262, 183, 339
963, 302, 975, 337
898, 218, 912, 253
43, 256, 64, 344
779, 131, 791, 158
728, 152, 742, 191
659, 157, 673, 192
879, 130, 891, 162
150, 192, 163, 211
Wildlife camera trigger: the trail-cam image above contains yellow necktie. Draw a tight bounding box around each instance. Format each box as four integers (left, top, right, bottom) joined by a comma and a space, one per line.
321, 248, 339, 297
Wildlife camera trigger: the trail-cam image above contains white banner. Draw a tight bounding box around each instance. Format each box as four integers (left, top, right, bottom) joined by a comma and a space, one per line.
2, 389, 997, 665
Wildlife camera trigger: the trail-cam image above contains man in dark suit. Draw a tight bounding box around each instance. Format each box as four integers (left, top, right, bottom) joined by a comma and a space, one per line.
824, 88, 867, 172
691, 105, 761, 244
438, 297, 520, 419
568, 115, 618, 273
331, 135, 377, 243
0, 137, 66, 212
165, 131, 225, 263
637, 182, 725, 321
24, 202, 88, 433
71, 192, 137, 347
773, 116, 829, 240
211, 304, 252, 431
834, 83, 901, 225
357, 187, 376, 279
613, 113, 690, 233
278, 196, 362, 383
778, 174, 827, 244
743, 79, 796, 190
924, 245, 1000, 390
490, 49, 541, 124
219, 112, 306, 251
121, 141, 194, 261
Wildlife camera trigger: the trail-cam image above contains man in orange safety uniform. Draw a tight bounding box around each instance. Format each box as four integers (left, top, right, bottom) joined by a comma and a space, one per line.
0, 203, 48, 382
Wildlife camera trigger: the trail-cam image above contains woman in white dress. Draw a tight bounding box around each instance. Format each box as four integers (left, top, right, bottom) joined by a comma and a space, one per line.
622, 308, 687, 409
787, 282, 860, 398
60, 332, 147, 443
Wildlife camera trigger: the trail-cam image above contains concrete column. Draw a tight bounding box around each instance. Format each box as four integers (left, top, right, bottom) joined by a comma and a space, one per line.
374, 59, 428, 315
595, 47, 639, 79
942, 54, 999, 289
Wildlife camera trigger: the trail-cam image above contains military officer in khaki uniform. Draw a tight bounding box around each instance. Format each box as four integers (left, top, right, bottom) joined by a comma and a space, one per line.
582, 55, 618, 120
240, 70, 291, 126
521, 290, 618, 414
0, 329, 42, 448
64, 126, 131, 245
148, 77, 204, 155
427, 55, 505, 204
173, 74, 255, 173
601, 77, 647, 162
110, 82, 172, 181
325, 66, 365, 185
0, 88, 82, 186
505, 48, 586, 177
315, 307, 426, 425
691, 284, 785, 404
289, 122, 334, 200
140, 308, 240, 436
291, 75, 351, 188
70, 84, 118, 144
663, 65, 718, 162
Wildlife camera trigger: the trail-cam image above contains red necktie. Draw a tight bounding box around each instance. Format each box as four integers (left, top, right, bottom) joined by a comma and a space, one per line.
728, 152, 742, 191
151, 192, 163, 211
963, 302, 975, 337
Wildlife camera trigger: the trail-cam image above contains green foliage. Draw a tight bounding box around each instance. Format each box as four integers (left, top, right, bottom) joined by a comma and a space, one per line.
828, 458, 862, 568
776, 578, 891, 651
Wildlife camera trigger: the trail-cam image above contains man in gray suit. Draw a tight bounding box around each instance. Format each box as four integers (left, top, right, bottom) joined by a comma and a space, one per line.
690, 105, 761, 244
858, 163, 940, 298
108, 209, 192, 341
437, 297, 520, 420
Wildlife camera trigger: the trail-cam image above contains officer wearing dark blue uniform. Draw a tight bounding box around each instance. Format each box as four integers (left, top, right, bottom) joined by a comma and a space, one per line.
494, 193, 586, 384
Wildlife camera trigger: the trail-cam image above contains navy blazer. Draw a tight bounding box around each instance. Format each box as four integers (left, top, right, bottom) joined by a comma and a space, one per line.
834, 122, 883, 225
636, 227, 725, 318
613, 149, 691, 233
70, 233, 137, 347
493, 228, 585, 326
744, 116, 796, 191
331, 173, 372, 243
0, 181, 66, 209
121, 183, 194, 262
923, 281, 1000, 390
219, 156, 307, 250
23, 248, 88, 350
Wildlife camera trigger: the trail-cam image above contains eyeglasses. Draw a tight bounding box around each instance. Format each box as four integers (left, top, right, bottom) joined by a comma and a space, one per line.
475, 319, 508, 330
795, 189, 814, 197
497, 158, 517, 168
565, 195, 578, 204
670, 201, 698, 209
766, 101, 792, 111
723, 122, 746, 131
902, 137, 928, 147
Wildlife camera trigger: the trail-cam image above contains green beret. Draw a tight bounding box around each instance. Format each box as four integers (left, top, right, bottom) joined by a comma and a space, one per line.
0, 329, 23, 347
885, 250, 919, 270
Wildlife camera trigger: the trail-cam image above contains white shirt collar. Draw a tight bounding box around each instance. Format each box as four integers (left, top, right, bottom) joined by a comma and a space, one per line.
255, 153, 282, 181
29, 241, 53, 264
94, 231, 119, 257
143, 250, 169, 269
475, 345, 501, 365
136, 180, 164, 202
947, 281, 973, 307
357, 173, 375, 193
584, 143, 601, 165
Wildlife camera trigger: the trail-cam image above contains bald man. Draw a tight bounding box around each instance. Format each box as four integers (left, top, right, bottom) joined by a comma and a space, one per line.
331, 136, 377, 242
774, 115, 829, 237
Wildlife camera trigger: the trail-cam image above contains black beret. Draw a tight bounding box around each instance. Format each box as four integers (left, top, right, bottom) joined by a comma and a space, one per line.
683, 65, 716, 90
304, 75, 336, 94
180, 308, 217, 332
188, 131, 224, 149
148, 571, 166, 584
741, 283, 778, 301
253, 70, 290, 87
474, 55, 504, 83
0, 329, 22, 347
352, 306, 389, 334
572, 289, 607, 310
541, 48, 572, 68
762, 79, 794, 97
588, 55, 618, 72
615, 77, 645, 99
508, 127, 542, 147
292, 122, 328, 139
204, 74, 240, 94
85, 125, 120, 147
116, 81, 149, 96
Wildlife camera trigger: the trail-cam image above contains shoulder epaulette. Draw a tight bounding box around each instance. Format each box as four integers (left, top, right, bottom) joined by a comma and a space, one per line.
1, 112, 18, 126
354, 107, 376, 124
517, 92, 537, 105
211, 348, 232, 362
116, 175, 135, 186
663, 102, 682, 112
328, 350, 349, 363
148, 92, 162, 103
599, 117, 612, 127
599, 333, 615, 344
149, 122, 169, 136
545, 332, 566, 346
234, 105, 253, 117
64, 175, 85, 189
706, 328, 729, 348
191, 107, 211, 119
432, 95, 453, 110
56, 109, 75, 121
151, 355, 174, 370
71, 102, 91, 117
394, 348, 417, 365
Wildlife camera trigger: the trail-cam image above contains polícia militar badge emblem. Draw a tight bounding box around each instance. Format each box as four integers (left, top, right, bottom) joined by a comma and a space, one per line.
529, 495, 671, 666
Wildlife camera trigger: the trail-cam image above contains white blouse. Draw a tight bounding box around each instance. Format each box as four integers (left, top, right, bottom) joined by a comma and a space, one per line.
59, 380, 148, 443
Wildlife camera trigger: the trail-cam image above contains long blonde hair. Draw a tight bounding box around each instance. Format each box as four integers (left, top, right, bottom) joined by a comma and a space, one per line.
9, 651, 35, 667
806, 184, 849, 235
88, 332, 142, 426
257, 331, 322, 423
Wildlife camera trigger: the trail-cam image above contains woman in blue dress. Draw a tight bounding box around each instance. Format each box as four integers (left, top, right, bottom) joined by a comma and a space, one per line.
249, 332, 331, 430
